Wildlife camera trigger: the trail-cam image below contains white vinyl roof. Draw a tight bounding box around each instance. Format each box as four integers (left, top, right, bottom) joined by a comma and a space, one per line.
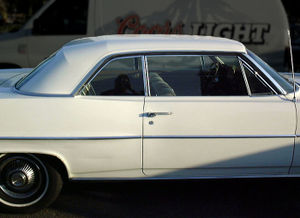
18, 35, 247, 95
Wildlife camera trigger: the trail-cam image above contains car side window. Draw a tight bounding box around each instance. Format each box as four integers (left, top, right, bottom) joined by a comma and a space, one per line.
82, 57, 144, 96
242, 64, 274, 95
147, 55, 248, 96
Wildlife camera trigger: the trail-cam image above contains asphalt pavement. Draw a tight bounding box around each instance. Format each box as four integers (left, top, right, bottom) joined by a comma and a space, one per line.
1, 178, 300, 218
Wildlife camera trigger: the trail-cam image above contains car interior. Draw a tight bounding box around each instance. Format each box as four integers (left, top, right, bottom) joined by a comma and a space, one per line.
81, 55, 273, 97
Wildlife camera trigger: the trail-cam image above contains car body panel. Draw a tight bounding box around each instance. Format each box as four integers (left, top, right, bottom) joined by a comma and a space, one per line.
0, 94, 144, 178
288, 90, 300, 175
143, 96, 295, 177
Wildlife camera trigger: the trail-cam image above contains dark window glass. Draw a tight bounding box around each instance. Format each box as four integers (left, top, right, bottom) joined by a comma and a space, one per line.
33, 0, 88, 35
84, 57, 144, 96
147, 55, 248, 96
247, 50, 294, 93
243, 64, 274, 95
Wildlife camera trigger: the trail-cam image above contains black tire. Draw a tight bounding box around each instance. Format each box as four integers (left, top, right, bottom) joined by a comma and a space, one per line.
0, 154, 63, 213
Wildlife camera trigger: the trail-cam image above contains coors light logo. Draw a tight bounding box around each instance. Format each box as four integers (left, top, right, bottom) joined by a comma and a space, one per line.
116, 14, 184, 34
116, 14, 271, 45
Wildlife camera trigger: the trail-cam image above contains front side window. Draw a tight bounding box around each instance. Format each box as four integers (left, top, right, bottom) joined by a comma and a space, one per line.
147, 55, 249, 96
82, 57, 144, 96
242, 63, 274, 95
247, 50, 294, 93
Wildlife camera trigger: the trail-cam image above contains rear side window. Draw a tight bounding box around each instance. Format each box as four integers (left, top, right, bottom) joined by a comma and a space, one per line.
82, 57, 144, 96
147, 55, 249, 96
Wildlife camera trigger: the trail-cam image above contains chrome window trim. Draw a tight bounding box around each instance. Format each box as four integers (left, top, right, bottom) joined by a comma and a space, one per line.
73, 51, 244, 96
146, 53, 253, 97
72, 51, 287, 97
144, 56, 151, 96
0, 134, 296, 140
142, 56, 150, 96
238, 58, 251, 96
146, 54, 207, 57
243, 53, 287, 95
239, 57, 278, 95
75, 55, 146, 96
72, 52, 147, 96
240, 58, 255, 71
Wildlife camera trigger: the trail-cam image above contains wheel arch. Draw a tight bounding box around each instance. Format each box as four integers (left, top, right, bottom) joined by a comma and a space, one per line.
35, 154, 69, 182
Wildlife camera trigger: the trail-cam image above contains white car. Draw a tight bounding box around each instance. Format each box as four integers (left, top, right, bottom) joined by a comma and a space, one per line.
0, 35, 299, 213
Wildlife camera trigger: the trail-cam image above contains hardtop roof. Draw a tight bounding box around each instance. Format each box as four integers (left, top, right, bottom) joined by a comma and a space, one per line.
65, 34, 246, 54
18, 35, 247, 95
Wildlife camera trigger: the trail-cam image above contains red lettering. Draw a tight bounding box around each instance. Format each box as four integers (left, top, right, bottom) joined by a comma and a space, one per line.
116, 14, 140, 34
134, 25, 149, 34
116, 14, 184, 35
149, 25, 163, 34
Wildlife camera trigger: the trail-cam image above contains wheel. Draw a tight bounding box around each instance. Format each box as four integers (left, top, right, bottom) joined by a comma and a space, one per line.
0, 154, 63, 213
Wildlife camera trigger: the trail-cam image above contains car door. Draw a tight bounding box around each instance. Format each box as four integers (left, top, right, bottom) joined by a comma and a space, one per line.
69, 56, 145, 178
142, 54, 296, 178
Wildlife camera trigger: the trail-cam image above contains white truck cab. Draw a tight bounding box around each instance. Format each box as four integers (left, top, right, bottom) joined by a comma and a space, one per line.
0, 0, 289, 71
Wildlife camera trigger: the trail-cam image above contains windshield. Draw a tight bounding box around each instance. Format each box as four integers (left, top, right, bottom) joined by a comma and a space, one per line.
247, 50, 294, 94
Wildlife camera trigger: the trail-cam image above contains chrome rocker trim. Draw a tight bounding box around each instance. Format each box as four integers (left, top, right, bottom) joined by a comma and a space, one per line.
70, 174, 300, 181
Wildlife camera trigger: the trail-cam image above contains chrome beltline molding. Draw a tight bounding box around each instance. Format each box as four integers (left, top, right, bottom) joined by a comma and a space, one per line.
0, 134, 298, 140
145, 135, 296, 139
0, 136, 142, 140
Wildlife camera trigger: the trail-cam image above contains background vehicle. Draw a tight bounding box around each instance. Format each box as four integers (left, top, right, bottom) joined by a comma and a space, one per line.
0, 0, 290, 71
0, 13, 3, 25
291, 24, 300, 71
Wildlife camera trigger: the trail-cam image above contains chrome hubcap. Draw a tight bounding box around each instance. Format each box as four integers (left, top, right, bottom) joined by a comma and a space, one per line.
0, 155, 48, 207
10, 172, 27, 187
4, 160, 37, 194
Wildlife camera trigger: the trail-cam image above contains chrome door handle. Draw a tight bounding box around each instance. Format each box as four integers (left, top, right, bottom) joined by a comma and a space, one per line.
146, 112, 173, 117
